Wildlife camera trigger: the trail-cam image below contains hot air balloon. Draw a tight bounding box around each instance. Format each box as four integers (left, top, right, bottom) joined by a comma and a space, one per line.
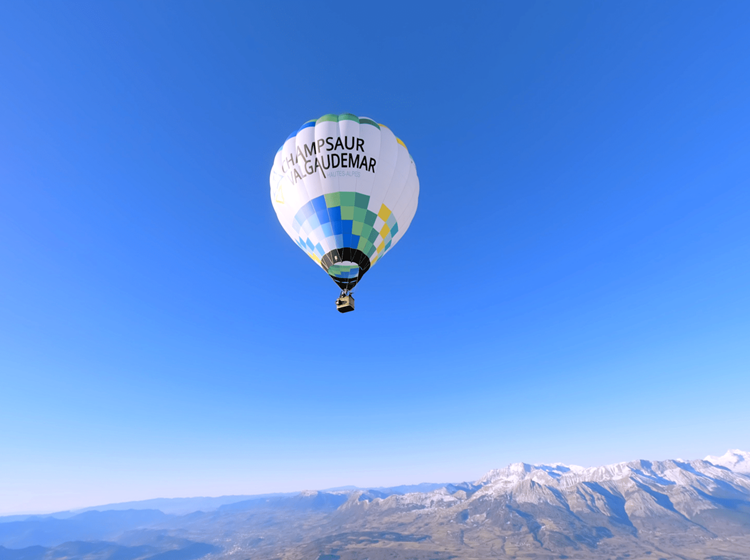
269, 113, 419, 313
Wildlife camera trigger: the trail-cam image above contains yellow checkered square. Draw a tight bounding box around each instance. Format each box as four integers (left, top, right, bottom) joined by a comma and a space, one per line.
377, 204, 391, 221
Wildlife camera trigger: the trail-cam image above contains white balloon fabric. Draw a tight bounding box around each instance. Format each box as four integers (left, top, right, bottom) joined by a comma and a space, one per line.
270, 113, 419, 291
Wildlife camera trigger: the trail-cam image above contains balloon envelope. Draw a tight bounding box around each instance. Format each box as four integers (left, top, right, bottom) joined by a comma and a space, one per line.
270, 113, 419, 291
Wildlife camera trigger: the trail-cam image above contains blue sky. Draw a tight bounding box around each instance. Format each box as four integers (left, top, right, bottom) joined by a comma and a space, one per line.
1, 1, 749, 515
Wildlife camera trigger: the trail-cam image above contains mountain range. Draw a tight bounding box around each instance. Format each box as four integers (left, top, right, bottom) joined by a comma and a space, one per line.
2, 449, 749, 560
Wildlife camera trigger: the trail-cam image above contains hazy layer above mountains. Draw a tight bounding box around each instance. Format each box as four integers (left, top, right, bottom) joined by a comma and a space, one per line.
2, 449, 749, 560
1, 484, 451, 520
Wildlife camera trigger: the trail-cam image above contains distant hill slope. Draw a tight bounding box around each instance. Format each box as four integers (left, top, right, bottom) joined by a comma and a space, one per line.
74, 494, 293, 516
0, 539, 220, 560
0, 510, 169, 549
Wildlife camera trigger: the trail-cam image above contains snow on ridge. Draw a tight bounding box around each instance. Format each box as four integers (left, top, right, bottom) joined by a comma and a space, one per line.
342, 450, 750, 515
355, 487, 459, 510
345, 450, 750, 509
475, 450, 750, 492
705, 449, 750, 473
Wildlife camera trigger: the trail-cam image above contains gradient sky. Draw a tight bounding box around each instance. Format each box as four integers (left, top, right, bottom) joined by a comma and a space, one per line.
1, 1, 749, 516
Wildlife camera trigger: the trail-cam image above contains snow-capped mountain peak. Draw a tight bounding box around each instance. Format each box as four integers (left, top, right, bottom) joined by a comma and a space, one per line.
449, 451, 750, 506
705, 448, 750, 473
344, 449, 750, 558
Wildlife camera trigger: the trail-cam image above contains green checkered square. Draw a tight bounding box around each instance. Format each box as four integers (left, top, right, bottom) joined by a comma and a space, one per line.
354, 192, 370, 209
339, 192, 356, 207
341, 206, 354, 220
324, 192, 341, 207
364, 210, 377, 227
